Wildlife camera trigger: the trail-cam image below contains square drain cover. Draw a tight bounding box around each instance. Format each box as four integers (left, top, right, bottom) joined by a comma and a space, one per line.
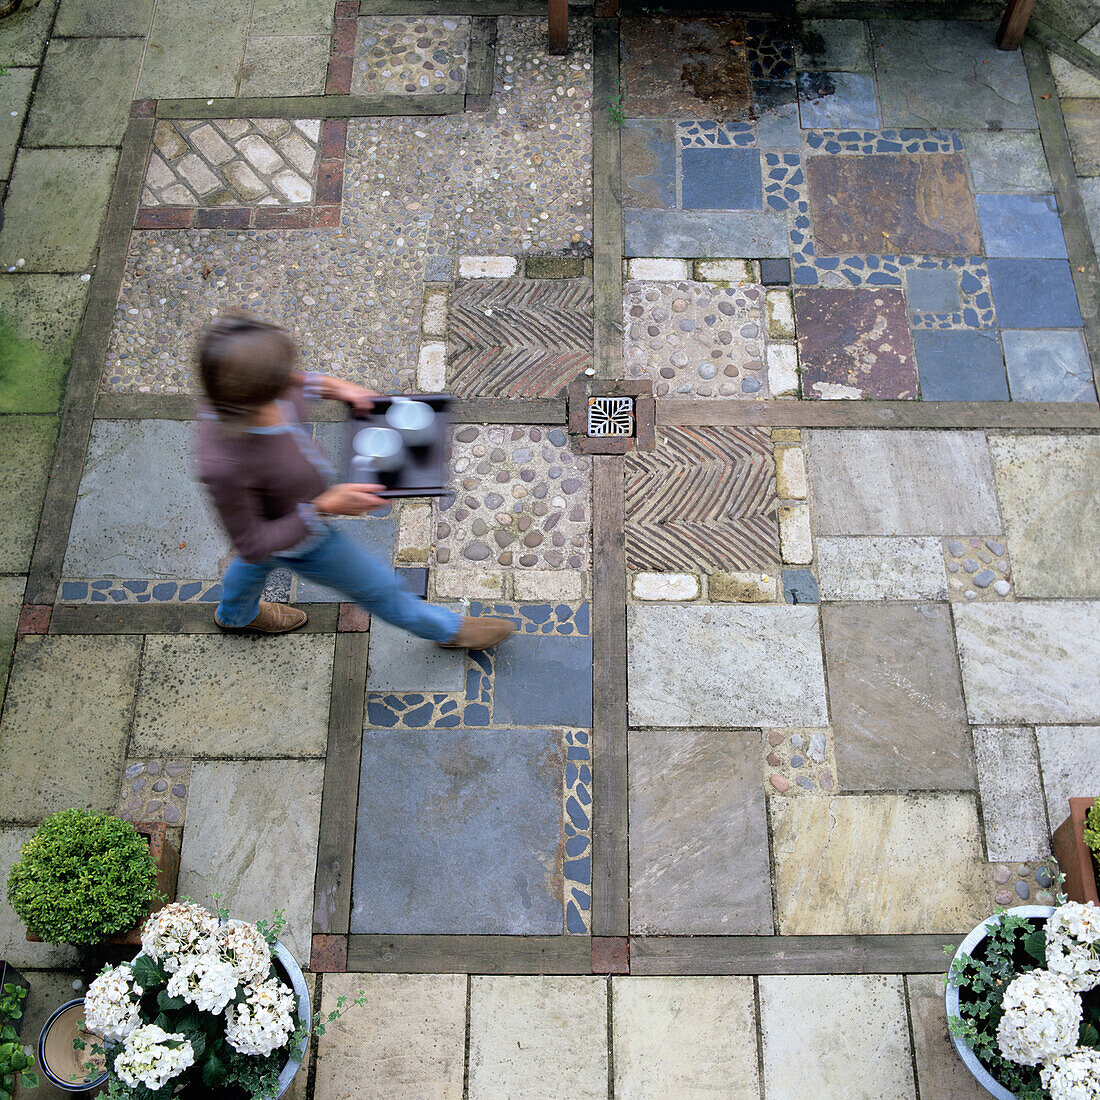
587, 395, 635, 437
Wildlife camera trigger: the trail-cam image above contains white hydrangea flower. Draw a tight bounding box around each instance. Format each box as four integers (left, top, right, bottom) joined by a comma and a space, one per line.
84, 964, 144, 1043
996, 969, 1082, 1066
140, 903, 219, 973
214, 919, 272, 986
1041, 1048, 1100, 1100
165, 952, 239, 1015
224, 976, 296, 1057
113, 1024, 195, 1091
1046, 901, 1100, 992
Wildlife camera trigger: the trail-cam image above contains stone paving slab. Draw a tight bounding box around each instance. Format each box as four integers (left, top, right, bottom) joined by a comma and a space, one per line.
1002, 329, 1097, 402
131, 634, 334, 757
770, 793, 989, 934
906, 973, 988, 1099
973, 726, 1050, 862
988, 434, 1100, 597
760, 975, 915, 1100
315, 973, 466, 1100
1035, 725, 1100, 828
0, 576, 22, 689
0, 415, 56, 573
627, 605, 827, 728
55, 0, 155, 36
468, 976, 607, 1100
239, 34, 330, 97
612, 977, 760, 1099
0, 635, 142, 822
629, 729, 772, 934
366, 610, 465, 693
960, 130, 1053, 193
251, 0, 334, 37
179, 759, 324, 960
0, 1, 53, 67
815, 537, 946, 600
806, 430, 1001, 536
493, 633, 593, 728
795, 20, 871, 72
823, 603, 972, 792
0, 67, 33, 182
954, 602, 1100, 723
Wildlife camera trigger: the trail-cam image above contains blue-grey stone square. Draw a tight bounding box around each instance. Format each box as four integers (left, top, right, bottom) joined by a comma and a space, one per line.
351, 727, 565, 934
913, 329, 1008, 401
493, 632, 593, 727
753, 79, 801, 147
906, 268, 959, 314
365, 601, 464, 692
681, 147, 763, 211
977, 193, 1068, 258
621, 120, 676, 210
797, 71, 879, 128
783, 569, 819, 605
1002, 329, 1098, 402
294, 514, 397, 602
988, 259, 1084, 328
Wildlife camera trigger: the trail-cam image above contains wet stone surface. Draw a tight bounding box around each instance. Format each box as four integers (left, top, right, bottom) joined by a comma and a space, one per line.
352, 17, 470, 97
117, 758, 190, 826
943, 536, 1014, 602
435, 425, 591, 571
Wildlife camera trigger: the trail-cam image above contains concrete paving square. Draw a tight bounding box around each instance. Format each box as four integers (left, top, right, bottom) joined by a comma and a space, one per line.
977, 193, 1069, 258
131, 634, 334, 757
988, 434, 1100, 597
961, 130, 1053, 193
0, 635, 142, 821
0, 0, 53, 67
824, 602, 972, 791
252, 0, 335, 37
493, 633, 593, 727
23, 38, 142, 148
366, 612, 466, 693
352, 729, 565, 934
1002, 329, 1097, 402
0, 576, 22, 690
613, 977, 760, 1099
906, 973, 988, 1100
627, 605, 827, 727
770, 793, 990, 933
0, 415, 56, 573
1035, 725, 1100, 829
797, 71, 879, 128
0, 147, 119, 272
180, 759, 324, 960
239, 35, 330, 96
913, 329, 1009, 402
315, 974, 466, 1100
629, 729, 772, 934
468, 976, 607, 1100
0, 66, 33, 181
973, 726, 1049, 862
760, 975, 914, 1100
988, 258, 1085, 328
63, 420, 230, 581
954, 602, 1100, 723
815, 537, 947, 601
54, 0, 155, 36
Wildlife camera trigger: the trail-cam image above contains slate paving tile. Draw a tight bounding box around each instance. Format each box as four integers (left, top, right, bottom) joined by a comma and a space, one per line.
315, 974, 466, 1100
629, 729, 772, 934
624, 209, 789, 258
806, 429, 1001, 535
627, 605, 827, 727
180, 760, 324, 960
0, 416, 56, 574
753, 79, 801, 148
613, 977, 760, 1099
620, 120, 676, 210
988, 434, 1100, 597
1002, 329, 1097, 402
493, 633, 593, 727
621, 18, 751, 119
906, 267, 959, 313
1034, 726, 1100, 829
55, 0, 156, 36
906, 974, 989, 1100
1062, 98, 1100, 178
954, 602, 1100, 723
961, 131, 1054, 193
794, 19, 870, 71
977, 193, 1069, 258
871, 19, 1037, 130
795, 289, 917, 399
0, 635, 142, 822
366, 608, 465, 693
351, 728, 566, 934
807, 154, 980, 256
681, 147, 762, 211
913, 329, 1009, 401
294, 514, 396, 602
760, 976, 915, 1099
770, 793, 990, 933
0, 830, 81, 967
973, 727, 1049, 862
0, 67, 33, 181
796, 71, 879, 129
131, 635, 334, 758
988, 258, 1085, 328
823, 603, 973, 791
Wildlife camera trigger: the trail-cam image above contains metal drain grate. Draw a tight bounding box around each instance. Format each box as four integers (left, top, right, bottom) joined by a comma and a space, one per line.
587, 395, 635, 437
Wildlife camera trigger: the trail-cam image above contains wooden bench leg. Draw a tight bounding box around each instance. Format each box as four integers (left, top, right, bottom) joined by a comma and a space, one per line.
549, 0, 568, 55
997, 0, 1038, 49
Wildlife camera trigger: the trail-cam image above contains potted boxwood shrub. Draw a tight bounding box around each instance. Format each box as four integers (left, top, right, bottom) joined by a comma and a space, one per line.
0, 973, 37, 1099
1053, 796, 1100, 906
6, 810, 176, 947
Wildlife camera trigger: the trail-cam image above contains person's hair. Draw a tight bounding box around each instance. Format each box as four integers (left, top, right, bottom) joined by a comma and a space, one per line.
197, 313, 296, 419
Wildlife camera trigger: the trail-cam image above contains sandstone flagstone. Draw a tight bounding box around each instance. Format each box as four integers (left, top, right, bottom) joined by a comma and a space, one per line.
954, 602, 1100, 723
907, 974, 988, 1099
0, 577, 22, 692
815, 537, 947, 600
627, 605, 827, 727
0, 416, 56, 573
240, 35, 330, 97
973, 727, 1049, 862
1035, 726, 1100, 827
613, 977, 760, 1099
770, 793, 990, 933
0, 67, 32, 181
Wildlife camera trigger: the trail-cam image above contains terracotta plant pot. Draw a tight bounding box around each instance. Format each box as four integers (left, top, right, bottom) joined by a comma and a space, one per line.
37, 1000, 108, 1092
1052, 797, 1100, 906
25, 821, 180, 946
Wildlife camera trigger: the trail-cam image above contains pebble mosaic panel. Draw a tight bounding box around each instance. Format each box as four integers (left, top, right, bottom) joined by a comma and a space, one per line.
351, 16, 470, 96
765, 728, 835, 794
117, 759, 190, 826
943, 537, 1014, 602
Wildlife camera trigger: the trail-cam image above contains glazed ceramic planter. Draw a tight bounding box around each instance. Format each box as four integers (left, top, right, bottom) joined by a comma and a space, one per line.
269, 940, 311, 1099
945, 905, 1055, 1100
38, 1000, 109, 1092
1052, 798, 1100, 906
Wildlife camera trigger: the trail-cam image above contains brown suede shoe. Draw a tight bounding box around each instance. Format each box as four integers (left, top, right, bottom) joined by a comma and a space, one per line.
215, 601, 307, 634
439, 615, 515, 650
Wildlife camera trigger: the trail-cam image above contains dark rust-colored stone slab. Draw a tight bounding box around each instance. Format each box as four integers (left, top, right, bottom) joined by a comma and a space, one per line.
338, 604, 371, 632
592, 937, 629, 974
17, 604, 52, 638
795, 288, 918, 400
622, 18, 751, 119
807, 154, 981, 257
311, 933, 348, 972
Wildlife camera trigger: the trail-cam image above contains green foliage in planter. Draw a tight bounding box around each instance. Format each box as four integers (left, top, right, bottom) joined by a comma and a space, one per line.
6, 810, 158, 946
1085, 794, 1100, 862
0, 982, 37, 1099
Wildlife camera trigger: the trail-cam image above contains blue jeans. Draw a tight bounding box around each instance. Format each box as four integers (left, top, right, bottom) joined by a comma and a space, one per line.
216, 525, 462, 642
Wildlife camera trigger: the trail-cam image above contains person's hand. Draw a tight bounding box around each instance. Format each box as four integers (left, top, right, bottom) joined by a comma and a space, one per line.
326, 379, 379, 414
313, 483, 386, 516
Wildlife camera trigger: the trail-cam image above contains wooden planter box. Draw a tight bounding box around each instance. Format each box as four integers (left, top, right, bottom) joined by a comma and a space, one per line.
1052, 797, 1100, 906
25, 822, 180, 947
0, 961, 29, 1037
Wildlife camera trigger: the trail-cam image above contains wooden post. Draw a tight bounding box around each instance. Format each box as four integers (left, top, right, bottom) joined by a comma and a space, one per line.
996, 0, 1038, 49
549, 0, 568, 55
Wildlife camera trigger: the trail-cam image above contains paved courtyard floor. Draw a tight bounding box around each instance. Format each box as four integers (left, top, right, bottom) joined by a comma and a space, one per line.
2, 0, 1100, 1095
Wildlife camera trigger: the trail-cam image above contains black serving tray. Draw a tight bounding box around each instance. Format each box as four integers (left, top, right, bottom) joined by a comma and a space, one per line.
343, 393, 452, 498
